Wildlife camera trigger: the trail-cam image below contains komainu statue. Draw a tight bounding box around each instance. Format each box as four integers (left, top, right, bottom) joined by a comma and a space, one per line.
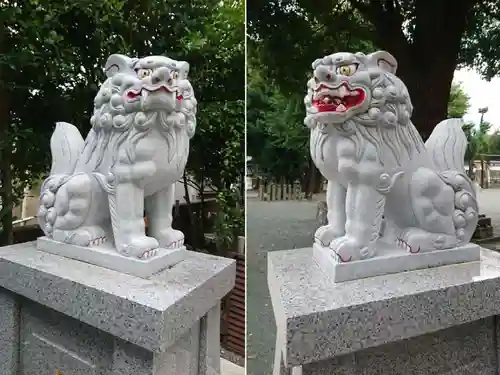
304, 50, 478, 265
37, 54, 196, 262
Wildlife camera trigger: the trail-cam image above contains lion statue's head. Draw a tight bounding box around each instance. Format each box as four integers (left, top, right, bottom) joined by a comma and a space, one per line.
304, 50, 425, 167
91, 54, 197, 138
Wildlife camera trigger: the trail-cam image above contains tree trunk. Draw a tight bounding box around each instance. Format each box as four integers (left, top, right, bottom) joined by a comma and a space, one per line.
0, 92, 13, 245
355, 0, 478, 139
0, 17, 13, 245
398, 64, 455, 141
182, 172, 196, 248
0, 154, 13, 246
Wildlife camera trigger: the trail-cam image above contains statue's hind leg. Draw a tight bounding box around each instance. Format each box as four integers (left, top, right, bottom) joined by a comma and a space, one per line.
39, 173, 107, 246
145, 184, 184, 249
400, 168, 460, 252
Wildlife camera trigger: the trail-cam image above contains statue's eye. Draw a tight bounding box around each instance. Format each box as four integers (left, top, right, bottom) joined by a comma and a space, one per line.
137, 68, 153, 78
172, 71, 179, 79
336, 64, 358, 77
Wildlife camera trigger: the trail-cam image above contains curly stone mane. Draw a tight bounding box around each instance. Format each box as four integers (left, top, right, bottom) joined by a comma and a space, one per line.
343, 71, 425, 168
77, 75, 197, 175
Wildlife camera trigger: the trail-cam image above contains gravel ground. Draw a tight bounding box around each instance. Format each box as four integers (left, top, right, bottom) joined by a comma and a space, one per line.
246, 196, 319, 375
476, 188, 500, 235
245, 187, 500, 375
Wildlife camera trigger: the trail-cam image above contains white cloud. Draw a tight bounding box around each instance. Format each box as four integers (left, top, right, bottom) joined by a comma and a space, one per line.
453, 68, 500, 132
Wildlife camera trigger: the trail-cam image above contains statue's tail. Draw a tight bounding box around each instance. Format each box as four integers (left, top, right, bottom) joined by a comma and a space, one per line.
49, 122, 85, 175
37, 122, 85, 236
425, 118, 467, 174
425, 118, 478, 244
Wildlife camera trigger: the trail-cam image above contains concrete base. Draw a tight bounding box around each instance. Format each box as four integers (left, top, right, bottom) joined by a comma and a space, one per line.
37, 236, 186, 278
0, 241, 235, 375
269, 247, 500, 374
313, 241, 481, 282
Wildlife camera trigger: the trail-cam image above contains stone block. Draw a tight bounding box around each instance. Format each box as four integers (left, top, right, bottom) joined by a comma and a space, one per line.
0, 288, 20, 375
269, 247, 500, 373
37, 235, 185, 278
313, 241, 480, 282
0, 241, 235, 374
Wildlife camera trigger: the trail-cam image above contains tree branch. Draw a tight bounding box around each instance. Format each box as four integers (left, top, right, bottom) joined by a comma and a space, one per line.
350, 0, 410, 63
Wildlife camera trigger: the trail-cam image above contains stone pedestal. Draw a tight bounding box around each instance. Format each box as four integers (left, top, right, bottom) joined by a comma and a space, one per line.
0, 241, 235, 375
269, 247, 500, 375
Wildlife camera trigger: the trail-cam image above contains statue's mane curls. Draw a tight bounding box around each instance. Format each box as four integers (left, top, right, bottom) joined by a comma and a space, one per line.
347, 71, 426, 168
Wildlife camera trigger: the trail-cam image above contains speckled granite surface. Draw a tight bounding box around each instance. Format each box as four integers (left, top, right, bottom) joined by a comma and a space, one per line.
0, 241, 235, 352
269, 247, 500, 369
0, 241, 235, 374
0, 289, 19, 375
301, 317, 497, 375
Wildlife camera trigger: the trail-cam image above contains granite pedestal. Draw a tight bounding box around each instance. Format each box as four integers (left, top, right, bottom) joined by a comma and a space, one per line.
269, 247, 500, 375
0, 241, 235, 375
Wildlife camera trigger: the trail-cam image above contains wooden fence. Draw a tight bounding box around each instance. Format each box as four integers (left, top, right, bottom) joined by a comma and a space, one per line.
258, 182, 305, 201
221, 251, 245, 357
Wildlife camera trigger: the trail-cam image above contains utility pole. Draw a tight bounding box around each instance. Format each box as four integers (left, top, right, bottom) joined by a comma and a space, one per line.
479, 107, 489, 188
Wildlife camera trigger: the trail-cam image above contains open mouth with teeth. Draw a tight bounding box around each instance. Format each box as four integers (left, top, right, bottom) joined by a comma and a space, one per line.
311, 84, 365, 113
127, 86, 184, 101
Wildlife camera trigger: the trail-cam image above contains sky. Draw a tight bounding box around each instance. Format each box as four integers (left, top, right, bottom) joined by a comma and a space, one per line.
453, 68, 500, 132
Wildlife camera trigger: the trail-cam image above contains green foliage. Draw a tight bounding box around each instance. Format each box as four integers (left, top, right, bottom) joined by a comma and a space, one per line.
212, 187, 244, 254
463, 121, 491, 163
447, 83, 470, 118
487, 132, 500, 155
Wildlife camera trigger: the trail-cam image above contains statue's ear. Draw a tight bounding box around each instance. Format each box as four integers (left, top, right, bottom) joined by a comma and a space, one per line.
104, 54, 137, 78
367, 51, 398, 74
175, 61, 190, 79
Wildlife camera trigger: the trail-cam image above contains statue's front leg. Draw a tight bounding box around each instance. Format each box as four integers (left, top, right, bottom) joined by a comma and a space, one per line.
110, 147, 159, 258
329, 182, 385, 261
145, 184, 184, 249
328, 145, 388, 262
110, 181, 159, 258
314, 180, 346, 246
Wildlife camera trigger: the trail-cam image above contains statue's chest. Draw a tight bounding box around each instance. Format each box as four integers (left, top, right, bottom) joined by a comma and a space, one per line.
310, 128, 356, 179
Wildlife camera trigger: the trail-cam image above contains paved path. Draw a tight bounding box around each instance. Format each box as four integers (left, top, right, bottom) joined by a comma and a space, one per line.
246, 188, 500, 375
247, 197, 319, 375
476, 188, 500, 234
221, 358, 244, 375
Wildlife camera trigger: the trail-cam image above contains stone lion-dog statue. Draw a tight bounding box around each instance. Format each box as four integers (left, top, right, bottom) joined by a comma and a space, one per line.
304, 50, 478, 263
37, 54, 196, 260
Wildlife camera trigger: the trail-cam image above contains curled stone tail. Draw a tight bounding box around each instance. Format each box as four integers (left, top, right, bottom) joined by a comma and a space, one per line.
441, 171, 479, 244
425, 118, 467, 174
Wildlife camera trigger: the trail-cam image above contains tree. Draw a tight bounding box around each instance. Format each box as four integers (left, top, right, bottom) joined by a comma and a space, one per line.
1, 0, 130, 244
447, 83, 471, 118
248, 0, 500, 139
488, 132, 500, 155
247, 50, 309, 185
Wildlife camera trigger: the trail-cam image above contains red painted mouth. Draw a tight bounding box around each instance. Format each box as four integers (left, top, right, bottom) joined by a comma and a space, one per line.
127, 91, 140, 99
312, 84, 365, 113
126, 86, 174, 99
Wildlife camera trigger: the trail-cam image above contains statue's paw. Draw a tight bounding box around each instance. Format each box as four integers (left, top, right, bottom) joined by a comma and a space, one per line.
118, 236, 160, 259
155, 228, 185, 249
328, 236, 372, 262
53, 226, 107, 247
314, 225, 344, 247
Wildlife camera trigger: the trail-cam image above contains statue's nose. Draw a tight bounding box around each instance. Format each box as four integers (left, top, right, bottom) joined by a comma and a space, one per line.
313, 65, 335, 82
151, 67, 171, 84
